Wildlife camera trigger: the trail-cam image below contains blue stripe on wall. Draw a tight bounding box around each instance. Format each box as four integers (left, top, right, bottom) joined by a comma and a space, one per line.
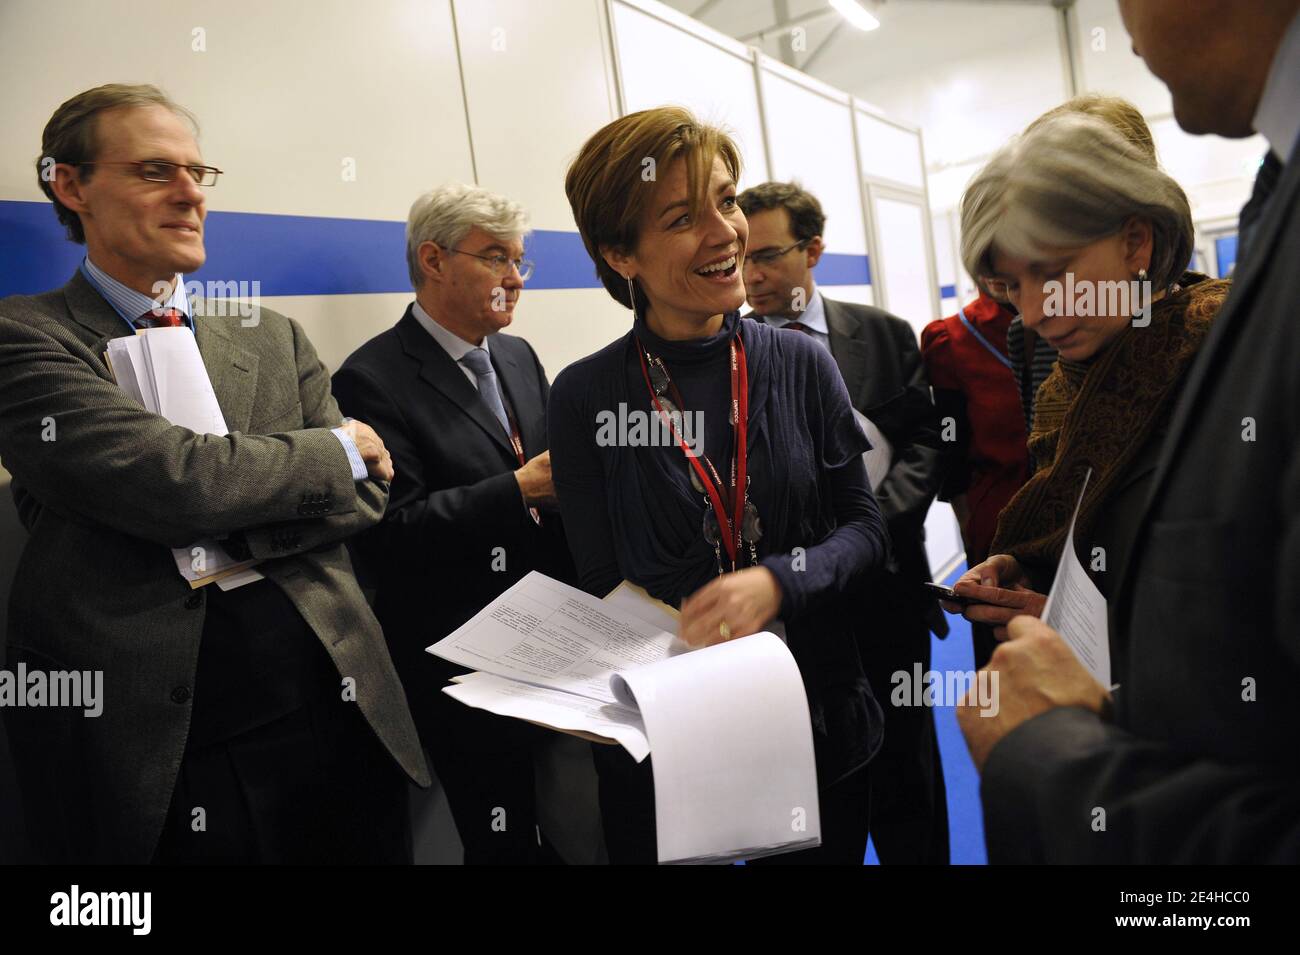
0, 199, 876, 298
940, 283, 956, 299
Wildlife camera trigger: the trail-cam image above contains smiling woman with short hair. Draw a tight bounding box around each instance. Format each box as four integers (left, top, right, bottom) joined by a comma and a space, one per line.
550, 105, 889, 864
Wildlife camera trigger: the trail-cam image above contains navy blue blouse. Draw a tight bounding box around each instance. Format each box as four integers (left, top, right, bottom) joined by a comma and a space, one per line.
548, 310, 887, 618
548, 311, 890, 782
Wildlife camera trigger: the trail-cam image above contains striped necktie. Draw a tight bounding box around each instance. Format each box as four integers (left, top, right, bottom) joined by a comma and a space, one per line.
137, 307, 186, 329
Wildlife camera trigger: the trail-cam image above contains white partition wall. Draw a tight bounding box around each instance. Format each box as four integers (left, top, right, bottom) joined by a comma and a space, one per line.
853, 105, 941, 332
610, 0, 769, 185
451, 0, 628, 375
758, 58, 872, 305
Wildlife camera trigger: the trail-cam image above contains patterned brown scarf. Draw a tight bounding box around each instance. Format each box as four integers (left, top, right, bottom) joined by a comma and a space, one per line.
990, 272, 1229, 570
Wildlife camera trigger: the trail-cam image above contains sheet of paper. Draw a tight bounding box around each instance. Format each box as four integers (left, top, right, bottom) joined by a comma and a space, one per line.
1042, 470, 1112, 688
611, 632, 821, 864
853, 408, 892, 491
105, 337, 149, 409
602, 580, 679, 633
428, 572, 685, 704
141, 327, 228, 436
214, 566, 267, 591
445, 671, 650, 761
171, 541, 262, 589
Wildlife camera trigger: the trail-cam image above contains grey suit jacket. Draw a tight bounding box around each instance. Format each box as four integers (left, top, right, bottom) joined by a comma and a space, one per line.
0, 271, 429, 863
979, 146, 1300, 863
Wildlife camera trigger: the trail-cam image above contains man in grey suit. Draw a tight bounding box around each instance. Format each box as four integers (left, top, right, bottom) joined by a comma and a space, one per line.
958, 0, 1300, 863
0, 84, 429, 863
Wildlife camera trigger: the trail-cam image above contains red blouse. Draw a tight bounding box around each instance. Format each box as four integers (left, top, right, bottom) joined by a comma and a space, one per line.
921, 294, 1030, 562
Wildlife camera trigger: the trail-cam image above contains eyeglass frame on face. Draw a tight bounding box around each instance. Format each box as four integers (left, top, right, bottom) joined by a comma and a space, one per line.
448, 246, 534, 281
742, 238, 810, 268
75, 159, 223, 187
980, 254, 1076, 304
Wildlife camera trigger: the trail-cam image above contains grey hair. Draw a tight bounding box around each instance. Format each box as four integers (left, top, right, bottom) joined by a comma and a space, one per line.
960, 113, 1193, 292
405, 182, 530, 288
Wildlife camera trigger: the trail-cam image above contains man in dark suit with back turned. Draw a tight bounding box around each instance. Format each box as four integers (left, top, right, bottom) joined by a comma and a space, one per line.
0, 84, 429, 864
739, 182, 950, 864
332, 183, 576, 864
958, 0, 1300, 863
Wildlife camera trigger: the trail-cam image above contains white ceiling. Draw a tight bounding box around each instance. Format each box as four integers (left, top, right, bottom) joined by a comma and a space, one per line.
661, 0, 1066, 112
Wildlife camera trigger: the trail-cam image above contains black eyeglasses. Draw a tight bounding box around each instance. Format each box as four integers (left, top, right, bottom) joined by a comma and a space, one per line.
744, 239, 809, 268
77, 160, 223, 186
449, 247, 534, 280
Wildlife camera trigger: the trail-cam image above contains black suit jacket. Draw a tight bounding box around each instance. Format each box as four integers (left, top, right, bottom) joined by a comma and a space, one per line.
822, 297, 948, 636
331, 307, 576, 732
980, 147, 1300, 863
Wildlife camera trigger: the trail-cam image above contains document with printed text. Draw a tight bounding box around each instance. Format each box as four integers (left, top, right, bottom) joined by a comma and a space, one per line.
428, 571, 820, 863
1042, 469, 1112, 688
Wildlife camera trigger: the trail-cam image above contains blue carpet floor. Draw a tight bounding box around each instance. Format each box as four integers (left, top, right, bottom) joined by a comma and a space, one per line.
866, 561, 987, 865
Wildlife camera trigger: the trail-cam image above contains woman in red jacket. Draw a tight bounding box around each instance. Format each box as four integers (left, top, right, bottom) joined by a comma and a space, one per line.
921, 286, 1030, 668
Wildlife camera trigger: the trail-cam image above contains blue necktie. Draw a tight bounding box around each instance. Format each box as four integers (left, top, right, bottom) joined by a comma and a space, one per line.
459, 347, 511, 438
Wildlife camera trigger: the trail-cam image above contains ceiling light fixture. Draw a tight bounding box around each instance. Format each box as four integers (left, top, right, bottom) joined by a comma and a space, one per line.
829, 0, 881, 31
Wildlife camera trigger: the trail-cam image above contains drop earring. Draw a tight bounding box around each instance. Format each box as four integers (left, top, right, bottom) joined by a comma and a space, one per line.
626, 274, 637, 322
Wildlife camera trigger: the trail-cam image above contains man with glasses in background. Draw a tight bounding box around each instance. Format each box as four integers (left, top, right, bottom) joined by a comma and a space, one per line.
332, 183, 576, 864
738, 181, 950, 864
0, 84, 429, 863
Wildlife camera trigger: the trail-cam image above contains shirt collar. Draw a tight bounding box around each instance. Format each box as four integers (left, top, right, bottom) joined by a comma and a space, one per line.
759, 287, 828, 335
80, 257, 192, 331
1253, 7, 1300, 164
410, 299, 490, 363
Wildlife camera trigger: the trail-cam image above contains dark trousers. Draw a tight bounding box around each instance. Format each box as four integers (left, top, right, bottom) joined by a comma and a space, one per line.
420, 685, 555, 865
859, 595, 951, 865
591, 743, 872, 865
153, 695, 411, 864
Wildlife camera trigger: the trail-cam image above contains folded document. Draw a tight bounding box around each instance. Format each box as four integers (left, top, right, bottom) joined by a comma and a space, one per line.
428, 571, 821, 863
104, 327, 264, 589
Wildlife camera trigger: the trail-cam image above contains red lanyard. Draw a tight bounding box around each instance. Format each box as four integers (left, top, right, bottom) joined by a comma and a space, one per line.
636, 335, 749, 570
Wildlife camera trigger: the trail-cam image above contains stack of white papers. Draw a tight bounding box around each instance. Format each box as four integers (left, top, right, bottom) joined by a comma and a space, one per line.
429, 572, 821, 864
104, 328, 263, 589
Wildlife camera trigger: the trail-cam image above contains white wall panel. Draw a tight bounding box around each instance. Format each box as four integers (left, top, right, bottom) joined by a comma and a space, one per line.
854, 110, 925, 190
455, 0, 617, 231
611, 0, 769, 184
0, 0, 475, 219
760, 64, 867, 255
819, 285, 874, 308
869, 192, 936, 336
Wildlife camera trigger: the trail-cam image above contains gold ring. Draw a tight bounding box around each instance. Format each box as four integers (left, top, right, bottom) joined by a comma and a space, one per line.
719, 620, 732, 641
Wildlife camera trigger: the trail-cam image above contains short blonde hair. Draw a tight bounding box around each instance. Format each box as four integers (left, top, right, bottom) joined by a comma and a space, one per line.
1027, 93, 1157, 166
960, 112, 1193, 292
565, 106, 741, 311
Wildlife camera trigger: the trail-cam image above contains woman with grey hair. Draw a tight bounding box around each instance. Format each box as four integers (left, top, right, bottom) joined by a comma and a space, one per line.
945, 110, 1230, 648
